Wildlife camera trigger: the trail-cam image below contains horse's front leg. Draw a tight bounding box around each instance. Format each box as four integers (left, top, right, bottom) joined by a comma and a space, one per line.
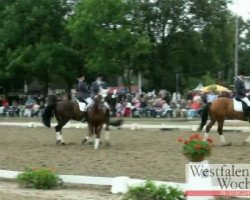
94, 125, 103, 149
82, 123, 93, 145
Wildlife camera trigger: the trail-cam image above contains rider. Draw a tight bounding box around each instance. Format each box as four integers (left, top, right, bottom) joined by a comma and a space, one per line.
91, 74, 107, 96
234, 72, 250, 115
76, 75, 92, 111
91, 74, 111, 120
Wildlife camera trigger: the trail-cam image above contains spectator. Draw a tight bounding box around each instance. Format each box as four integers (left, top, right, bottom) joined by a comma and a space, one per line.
123, 100, 132, 117
187, 100, 201, 119
24, 96, 37, 117
115, 101, 123, 118
193, 92, 202, 103
139, 96, 148, 117
161, 101, 173, 118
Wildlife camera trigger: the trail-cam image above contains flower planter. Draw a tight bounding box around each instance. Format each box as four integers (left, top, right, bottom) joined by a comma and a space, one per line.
178, 134, 214, 200
186, 160, 214, 200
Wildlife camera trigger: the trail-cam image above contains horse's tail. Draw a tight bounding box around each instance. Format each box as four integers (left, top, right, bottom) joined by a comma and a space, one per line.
198, 103, 211, 131
108, 119, 123, 127
42, 103, 57, 128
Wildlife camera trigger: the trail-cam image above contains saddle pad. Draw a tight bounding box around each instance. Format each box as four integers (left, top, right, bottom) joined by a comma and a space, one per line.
233, 98, 243, 112
76, 100, 86, 112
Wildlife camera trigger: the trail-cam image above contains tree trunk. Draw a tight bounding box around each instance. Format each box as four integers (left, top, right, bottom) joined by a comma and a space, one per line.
121, 72, 127, 94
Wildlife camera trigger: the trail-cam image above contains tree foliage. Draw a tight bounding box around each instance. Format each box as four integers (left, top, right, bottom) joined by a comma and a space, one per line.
0, 0, 249, 95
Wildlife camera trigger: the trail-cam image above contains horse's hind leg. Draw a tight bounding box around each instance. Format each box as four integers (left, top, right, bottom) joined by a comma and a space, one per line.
204, 118, 216, 140
55, 119, 68, 145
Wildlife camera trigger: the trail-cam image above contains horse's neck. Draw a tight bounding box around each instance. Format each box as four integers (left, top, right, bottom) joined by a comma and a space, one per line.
93, 100, 102, 110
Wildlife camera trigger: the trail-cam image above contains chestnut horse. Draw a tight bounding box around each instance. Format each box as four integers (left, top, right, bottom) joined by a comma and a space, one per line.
42, 93, 122, 146
81, 94, 122, 149
199, 97, 250, 146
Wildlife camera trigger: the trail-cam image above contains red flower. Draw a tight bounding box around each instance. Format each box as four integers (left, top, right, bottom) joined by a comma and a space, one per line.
206, 138, 213, 144
184, 140, 189, 144
194, 144, 201, 149
189, 133, 201, 140
178, 137, 184, 142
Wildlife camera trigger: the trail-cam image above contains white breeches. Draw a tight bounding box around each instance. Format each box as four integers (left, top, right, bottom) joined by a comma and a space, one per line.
240, 97, 250, 107
85, 97, 93, 104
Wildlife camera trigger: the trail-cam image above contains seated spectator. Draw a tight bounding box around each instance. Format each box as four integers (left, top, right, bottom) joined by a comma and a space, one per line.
31, 103, 40, 117
132, 98, 141, 118
187, 100, 201, 119
115, 101, 123, 118
123, 100, 132, 117
139, 96, 148, 117
147, 98, 156, 117
154, 95, 164, 117
25, 95, 36, 107
7, 100, 20, 117
193, 92, 202, 103
179, 99, 189, 118
1, 97, 9, 116
161, 101, 173, 118
24, 96, 37, 117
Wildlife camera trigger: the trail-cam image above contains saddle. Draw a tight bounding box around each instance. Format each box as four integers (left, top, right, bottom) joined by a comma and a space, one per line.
76, 98, 88, 112
233, 98, 249, 117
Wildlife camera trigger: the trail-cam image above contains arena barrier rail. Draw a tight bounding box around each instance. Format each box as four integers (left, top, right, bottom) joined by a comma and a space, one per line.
0, 169, 185, 194
0, 121, 249, 132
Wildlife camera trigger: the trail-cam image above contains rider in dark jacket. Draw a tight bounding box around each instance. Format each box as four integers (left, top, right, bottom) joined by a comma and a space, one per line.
77, 75, 92, 107
234, 73, 250, 108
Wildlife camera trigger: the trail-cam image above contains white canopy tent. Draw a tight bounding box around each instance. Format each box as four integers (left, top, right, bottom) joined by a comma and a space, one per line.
193, 83, 204, 91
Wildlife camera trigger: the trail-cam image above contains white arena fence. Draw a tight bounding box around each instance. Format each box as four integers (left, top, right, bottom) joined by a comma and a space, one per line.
0, 169, 185, 195
0, 121, 249, 132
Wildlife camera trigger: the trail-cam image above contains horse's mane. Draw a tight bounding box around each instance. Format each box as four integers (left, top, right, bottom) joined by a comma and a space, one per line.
93, 94, 103, 111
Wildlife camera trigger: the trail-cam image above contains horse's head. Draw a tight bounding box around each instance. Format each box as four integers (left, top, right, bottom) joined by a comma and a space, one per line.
93, 94, 105, 110
95, 94, 103, 103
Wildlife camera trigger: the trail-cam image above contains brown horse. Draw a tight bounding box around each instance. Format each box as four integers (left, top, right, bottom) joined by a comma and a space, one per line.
81, 94, 121, 149
42, 95, 122, 146
199, 97, 250, 146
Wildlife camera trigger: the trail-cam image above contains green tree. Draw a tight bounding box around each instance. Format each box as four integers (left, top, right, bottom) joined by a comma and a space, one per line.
68, 0, 152, 91
0, 0, 80, 96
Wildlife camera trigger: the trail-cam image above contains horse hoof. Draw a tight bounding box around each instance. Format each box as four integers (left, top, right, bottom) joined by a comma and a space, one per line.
81, 139, 87, 145
56, 140, 61, 145
61, 142, 66, 146
222, 142, 232, 146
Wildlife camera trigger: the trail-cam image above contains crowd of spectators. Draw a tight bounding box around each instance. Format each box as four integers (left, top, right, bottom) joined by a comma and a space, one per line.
108, 90, 232, 119
0, 95, 45, 118
108, 91, 204, 119
0, 89, 232, 119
